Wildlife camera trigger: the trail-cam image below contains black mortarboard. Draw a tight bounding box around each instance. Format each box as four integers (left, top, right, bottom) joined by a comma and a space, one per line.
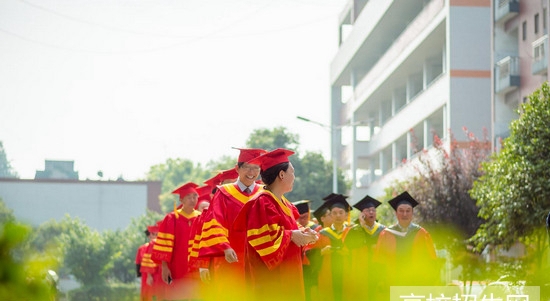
353, 195, 382, 211
312, 202, 330, 221
292, 200, 310, 215
388, 191, 419, 211
324, 194, 351, 212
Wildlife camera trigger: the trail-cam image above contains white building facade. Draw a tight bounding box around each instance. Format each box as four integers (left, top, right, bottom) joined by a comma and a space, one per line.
330, 0, 493, 202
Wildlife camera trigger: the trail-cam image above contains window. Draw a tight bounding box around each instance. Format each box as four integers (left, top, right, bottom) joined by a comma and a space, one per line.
544, 8, 547, 32
522, 21, 527, 40
535, 13, 539, 34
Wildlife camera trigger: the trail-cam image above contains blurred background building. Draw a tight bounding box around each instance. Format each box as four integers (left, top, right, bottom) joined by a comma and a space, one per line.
330, 0, 548, 202
0, 160, 162, 231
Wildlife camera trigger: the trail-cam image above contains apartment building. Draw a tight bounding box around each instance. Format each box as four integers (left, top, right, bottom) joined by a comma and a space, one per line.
493, 0, 548, 144
330, 0, 493, 202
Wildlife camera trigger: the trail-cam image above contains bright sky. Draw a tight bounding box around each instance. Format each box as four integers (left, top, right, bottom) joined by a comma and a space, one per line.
0, 0, 345, 181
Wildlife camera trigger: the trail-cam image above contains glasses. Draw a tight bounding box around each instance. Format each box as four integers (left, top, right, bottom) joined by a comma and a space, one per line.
241, 165, 260, 172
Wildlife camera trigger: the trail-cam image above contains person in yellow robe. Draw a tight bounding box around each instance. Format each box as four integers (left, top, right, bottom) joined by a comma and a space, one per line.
343, 194, 386, 301
373, 191, 439, 300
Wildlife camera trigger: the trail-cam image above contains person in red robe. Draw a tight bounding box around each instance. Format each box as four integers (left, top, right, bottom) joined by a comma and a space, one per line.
188, 167, 239, 273
135, 228, 152, 301
151, 182, 202, 301
373, 191, 440, 300
193, 148, 266, 300
306, 193, 352, 301
233, 148, 318, 301
342, 195, 385, 301
139, 223, 162, 301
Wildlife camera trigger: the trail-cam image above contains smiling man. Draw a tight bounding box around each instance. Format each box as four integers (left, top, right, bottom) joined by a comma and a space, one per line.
194, 147, 267, 300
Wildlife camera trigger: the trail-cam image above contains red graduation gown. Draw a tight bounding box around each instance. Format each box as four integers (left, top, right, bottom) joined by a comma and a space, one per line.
151, 209, 201, 300
194, 183, 262, 299
234, 190, 305, 301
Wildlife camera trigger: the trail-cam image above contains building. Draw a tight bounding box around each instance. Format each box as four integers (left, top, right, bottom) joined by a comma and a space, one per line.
493, 0, 548, 146
330, 0, 493, 202
35, 160, 79, 180
0, 161, 162, 231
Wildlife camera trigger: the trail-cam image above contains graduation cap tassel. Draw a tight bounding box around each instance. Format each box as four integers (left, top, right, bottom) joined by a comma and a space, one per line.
174, 199, 179, 219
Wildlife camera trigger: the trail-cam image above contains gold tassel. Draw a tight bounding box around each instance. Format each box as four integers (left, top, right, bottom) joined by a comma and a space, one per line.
174, 199, 179, 219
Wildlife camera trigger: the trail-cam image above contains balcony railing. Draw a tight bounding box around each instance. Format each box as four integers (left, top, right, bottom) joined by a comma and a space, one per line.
495, 56, 520, 94
495, 0, 519, 23
532, 35, 548, 75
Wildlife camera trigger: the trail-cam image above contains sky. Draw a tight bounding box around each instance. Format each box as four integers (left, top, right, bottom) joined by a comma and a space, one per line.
0, 0, 346, 181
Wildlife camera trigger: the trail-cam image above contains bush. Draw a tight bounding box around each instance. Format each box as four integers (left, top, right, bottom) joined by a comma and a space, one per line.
67, 283, 139, 301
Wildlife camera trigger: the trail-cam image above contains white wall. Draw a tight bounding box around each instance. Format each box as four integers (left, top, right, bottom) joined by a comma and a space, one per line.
0, 180, 149, 231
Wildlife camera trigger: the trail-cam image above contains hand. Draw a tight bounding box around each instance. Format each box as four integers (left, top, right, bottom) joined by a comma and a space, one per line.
199, 268, 211, 282
224, 248, 238, 263
146, 273, 153, 286
291, 230, 311, 246
301, 228, 318, 244
161, 261, 172, 284
320, 245, 332, 256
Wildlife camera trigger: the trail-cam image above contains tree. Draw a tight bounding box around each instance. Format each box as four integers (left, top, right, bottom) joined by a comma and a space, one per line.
288, 151, 345, 209
0, 141, 18, 178
107, 210, 164, 283
386, 129, 490, 243
246, 127, 347, 208
59, 216, 113, 285
0, 198, 16, 224
146, 158, 210, 213
470, 82, 550, 288
246, 127, 299, 152
0, 221, 58, 300
383, 128, 492, 289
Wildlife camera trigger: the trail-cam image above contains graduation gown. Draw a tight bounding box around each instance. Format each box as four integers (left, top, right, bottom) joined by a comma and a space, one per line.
373, 223, 439, 299
233, 190, 305, 301
342, 222, 386, 301
307, 225, 351, 301
135, 243, 149, 300
193, 183, 262, 299
140, 241, 162, 301
151, 208, 201, 300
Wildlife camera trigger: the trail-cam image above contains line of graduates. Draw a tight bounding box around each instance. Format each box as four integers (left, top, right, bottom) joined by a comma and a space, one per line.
300, 191, 441, 301
135, 146, 441, 301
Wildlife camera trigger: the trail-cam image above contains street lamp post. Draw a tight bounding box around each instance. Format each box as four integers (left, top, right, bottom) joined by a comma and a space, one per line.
296, 116, 338, 193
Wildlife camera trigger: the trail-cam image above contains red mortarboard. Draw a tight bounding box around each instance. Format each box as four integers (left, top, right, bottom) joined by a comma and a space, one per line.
248, 148, 295, 171
147, 224, 159, 233
204, 168, 239, 187
196, 185, 212, 198
171, 182, 199, 199
234, 147, 268, 163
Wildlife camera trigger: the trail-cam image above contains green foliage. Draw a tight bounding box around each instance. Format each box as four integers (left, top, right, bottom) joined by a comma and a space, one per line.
0, 221, 57, 301
107, 210, 164, 283
470, 82, 550, 253
0, 198, 15, 224
67, 282, 139, 301
146, 158, 211, 213
245, 127, 348, 207
288, 151, 345, 208
386, 128, 491, 245
59, 216, 113, 286
246, 127, 299, 151
0, 141, 18, 178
